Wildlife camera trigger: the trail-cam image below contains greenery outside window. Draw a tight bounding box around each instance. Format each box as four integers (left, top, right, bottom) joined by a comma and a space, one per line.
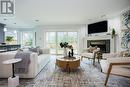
20, 31, 34, 48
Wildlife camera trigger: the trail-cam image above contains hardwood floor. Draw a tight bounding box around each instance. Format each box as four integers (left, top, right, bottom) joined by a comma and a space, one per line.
0, 55, 130, 87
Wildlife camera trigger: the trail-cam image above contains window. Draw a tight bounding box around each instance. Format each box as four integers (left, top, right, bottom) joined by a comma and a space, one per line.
20, 31, 35, 48
46, 32, 56, 54
5, 30, 18, 44
46, 32, 78, 54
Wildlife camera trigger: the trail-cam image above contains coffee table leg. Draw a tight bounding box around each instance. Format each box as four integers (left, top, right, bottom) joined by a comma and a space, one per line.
12, 63, 15, 78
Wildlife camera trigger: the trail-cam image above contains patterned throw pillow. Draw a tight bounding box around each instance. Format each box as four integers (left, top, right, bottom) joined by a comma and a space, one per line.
39, 49, 43, 55
88, 46, 97, 53
29, 47, 40, 55
83, 46, 99, 53
123, 51, 129, 57
117, 50, 130, 57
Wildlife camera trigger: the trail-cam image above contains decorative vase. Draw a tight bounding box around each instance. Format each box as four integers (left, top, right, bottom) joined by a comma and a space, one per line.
63, 48, 67, 57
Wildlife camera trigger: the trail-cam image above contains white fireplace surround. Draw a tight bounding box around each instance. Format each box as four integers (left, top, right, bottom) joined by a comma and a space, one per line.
84, 35, 116, 53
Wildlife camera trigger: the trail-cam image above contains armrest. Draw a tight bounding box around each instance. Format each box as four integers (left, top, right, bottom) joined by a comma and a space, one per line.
107, 57, 130, 63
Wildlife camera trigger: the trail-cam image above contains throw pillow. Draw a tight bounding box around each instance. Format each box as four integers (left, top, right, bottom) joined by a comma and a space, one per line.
39, 49, 43, 55
89, 46, 97, 53
117, 50, 130, 57
123, 51, 129, 57
29, 47, 40, 55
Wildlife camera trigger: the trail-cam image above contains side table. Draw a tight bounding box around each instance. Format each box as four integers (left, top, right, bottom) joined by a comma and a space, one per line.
3, 58, 22, 87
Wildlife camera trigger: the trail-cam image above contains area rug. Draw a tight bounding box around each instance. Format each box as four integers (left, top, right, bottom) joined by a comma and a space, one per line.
19, 60, 106, 87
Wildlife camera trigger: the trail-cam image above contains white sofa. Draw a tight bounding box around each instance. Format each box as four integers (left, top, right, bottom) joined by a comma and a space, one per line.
0, 49, 50, 78
100, 54, 130, 77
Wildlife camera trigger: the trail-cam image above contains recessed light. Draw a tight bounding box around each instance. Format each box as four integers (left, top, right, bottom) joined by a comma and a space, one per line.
3, 18, 7, 20
88, 19, 92, 21
14, 23, 16, 24
35, 20, 39, 22
101, 15, 106, 18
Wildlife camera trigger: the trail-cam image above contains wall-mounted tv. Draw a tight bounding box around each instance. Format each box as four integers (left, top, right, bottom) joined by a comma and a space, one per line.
88, 20, 108, 34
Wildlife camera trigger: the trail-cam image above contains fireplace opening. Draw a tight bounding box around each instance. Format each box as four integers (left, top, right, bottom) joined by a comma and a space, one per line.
87, 40, 110, 53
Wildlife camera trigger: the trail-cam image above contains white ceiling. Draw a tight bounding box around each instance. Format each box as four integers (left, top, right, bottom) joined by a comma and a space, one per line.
0, 0, 130, 28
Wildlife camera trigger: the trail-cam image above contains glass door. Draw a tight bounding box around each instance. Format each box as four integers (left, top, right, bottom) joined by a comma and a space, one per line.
46, 32, 56, 54
68, 32, 78, 54
46, 32, 78, 55
21, 31, 34, 48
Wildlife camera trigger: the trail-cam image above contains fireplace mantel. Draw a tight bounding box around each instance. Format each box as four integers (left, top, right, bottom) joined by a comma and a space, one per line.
85, 35, 111, 40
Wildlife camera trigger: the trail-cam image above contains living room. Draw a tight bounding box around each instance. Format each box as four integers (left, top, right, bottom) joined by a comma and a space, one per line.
0, 0, 130, 87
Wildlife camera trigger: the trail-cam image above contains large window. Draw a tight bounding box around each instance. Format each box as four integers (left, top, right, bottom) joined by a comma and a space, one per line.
20, 31, 35, 48
46, 32, 56, 54
46, 32, 78, 54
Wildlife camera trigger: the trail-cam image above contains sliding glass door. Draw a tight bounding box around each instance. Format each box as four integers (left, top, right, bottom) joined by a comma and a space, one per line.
46, 32, 56, 54
20, 31, 34, 48
67, 32, 78, 54
46, 32, 78, 54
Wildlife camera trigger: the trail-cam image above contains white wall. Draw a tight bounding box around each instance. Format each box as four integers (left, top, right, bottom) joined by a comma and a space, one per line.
108, 16, 122, 52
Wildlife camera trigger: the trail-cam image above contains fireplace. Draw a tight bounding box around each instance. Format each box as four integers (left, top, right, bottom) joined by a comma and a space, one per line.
87, 40, 110, 53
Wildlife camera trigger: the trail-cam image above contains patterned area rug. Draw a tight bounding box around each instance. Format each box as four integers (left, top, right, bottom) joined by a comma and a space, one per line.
0, 56, 130, 87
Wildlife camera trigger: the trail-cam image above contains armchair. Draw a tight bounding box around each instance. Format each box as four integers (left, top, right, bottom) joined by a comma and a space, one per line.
80, 46, 102, 65
100, 51, 130, 85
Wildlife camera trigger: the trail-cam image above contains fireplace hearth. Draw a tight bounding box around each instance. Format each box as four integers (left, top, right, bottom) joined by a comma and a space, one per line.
87, 40, 110, 53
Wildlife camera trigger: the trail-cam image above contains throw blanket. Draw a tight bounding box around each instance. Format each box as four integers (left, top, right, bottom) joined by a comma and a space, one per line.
15, 52, 31, 74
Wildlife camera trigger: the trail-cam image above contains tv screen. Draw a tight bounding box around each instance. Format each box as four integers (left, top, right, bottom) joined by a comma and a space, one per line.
88, 21, 108, 34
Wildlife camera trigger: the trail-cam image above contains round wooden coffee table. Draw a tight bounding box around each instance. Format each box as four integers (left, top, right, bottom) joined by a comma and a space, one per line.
56, 57, 80, 72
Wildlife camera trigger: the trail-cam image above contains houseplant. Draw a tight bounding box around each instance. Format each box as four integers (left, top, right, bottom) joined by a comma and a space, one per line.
5, 36, 14, 44
111, 28, 116, 38
60, 42, 74, 57
60, 42, 68, 57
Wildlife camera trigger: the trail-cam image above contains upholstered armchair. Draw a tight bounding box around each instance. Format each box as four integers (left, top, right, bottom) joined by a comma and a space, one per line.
80, 46, 102, 65
100, 50, 130, 85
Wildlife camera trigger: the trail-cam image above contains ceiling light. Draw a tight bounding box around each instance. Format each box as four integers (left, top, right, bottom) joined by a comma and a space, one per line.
14, 30, 17, 33
101, 15, 106, 18
4, 27, 7, 32
3, 18, 7, 20
35, 20, 39, 22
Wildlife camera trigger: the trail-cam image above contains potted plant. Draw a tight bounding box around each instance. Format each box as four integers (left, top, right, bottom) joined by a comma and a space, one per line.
111, 28, 116, 38
6, 36, 14, 44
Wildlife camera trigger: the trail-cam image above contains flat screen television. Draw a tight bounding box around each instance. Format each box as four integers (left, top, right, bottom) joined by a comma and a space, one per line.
88, 21, 108, 34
